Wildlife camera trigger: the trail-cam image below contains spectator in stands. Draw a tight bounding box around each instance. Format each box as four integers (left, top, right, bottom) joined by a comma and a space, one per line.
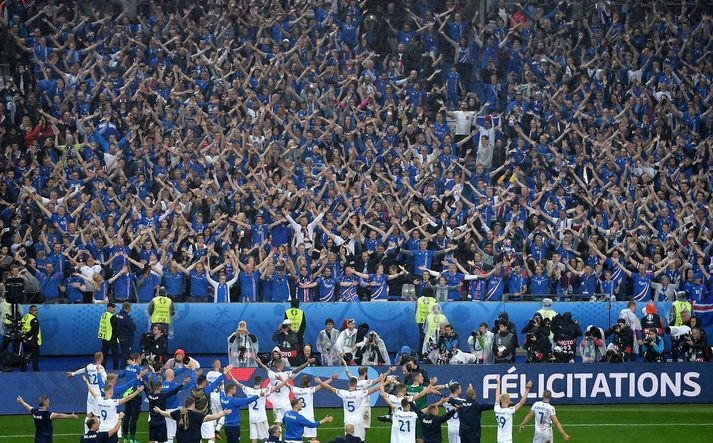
0, 0, 709, 315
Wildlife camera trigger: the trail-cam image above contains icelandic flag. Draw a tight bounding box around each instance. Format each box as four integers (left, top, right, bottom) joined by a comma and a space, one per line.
692, 302, 713, 338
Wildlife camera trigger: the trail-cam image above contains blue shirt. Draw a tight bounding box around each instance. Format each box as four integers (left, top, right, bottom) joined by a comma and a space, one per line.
112, 273, 135, 301
137, 273, 160, 303
220, 394, 259, 426
189, 270, 209, 298
530, 275, 550, 296
316, 277, 336, 302
162, 271, 184, 297
239, 271, 261, 302
65, 276, 84, 303
283, 410, 321, 440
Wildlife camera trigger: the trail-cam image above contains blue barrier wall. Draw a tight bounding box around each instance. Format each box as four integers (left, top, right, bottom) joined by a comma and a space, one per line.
2, 363, 711, 415
23, 301, 673, 356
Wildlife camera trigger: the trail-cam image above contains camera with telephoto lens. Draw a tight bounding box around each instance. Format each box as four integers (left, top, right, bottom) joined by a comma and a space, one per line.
471, 330, 481, 339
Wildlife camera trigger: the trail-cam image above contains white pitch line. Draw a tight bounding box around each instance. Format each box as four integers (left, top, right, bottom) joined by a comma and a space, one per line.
2, 423, 713, 438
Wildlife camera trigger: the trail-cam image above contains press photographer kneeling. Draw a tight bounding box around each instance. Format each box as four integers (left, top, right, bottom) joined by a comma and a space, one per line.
641, 329, 664, 362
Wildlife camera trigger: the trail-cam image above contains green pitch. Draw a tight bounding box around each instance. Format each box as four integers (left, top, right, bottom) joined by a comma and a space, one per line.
1, 404, 712, 442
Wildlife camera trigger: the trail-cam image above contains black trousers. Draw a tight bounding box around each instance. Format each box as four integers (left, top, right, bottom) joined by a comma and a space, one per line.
21, 345, 39, 371
119, 339, 133, 368
225, 425, 240, 443
122, 397, 142, 437
101, 340, 119, 370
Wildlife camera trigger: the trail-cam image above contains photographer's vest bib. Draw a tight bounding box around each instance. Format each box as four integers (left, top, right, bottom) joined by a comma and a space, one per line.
21, 313, 41, 345
151, 296, 172, 324
98, 312, 113, 340
416, 297, 436, 324
285, 308, 304, 332
672, 300, 692, 326
2, 300, 12, 325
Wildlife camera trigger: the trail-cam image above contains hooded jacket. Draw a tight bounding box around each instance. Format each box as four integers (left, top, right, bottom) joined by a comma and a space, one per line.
422, 303, 448, 355
358, 331, 390, 365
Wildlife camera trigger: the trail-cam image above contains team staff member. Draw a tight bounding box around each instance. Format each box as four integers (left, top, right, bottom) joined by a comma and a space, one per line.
284, 300, 306, 348
98, 303, 119, 370
283, 397, 334, 443
147, 287, 175, 334
16, 395, 77, 442
153, 398, 231, 443
448, 383, 494, 443
114, 302, 136, 368
21, 304, 41, 372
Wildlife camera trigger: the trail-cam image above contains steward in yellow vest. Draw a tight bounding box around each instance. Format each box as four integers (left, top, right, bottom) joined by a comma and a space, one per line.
147, 287, 175, 333
285, 299, 306, 347
98, 303, 119, 370
20, 305, 41, 371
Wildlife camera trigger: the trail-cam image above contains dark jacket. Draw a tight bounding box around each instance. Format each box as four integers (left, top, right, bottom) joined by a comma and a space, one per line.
328, 435, 363, 443
413, 403, 457, 443
493, 330, 516, 363
114, 309, 136, 342
605, 324, 634, 354
142, 332, 168, 361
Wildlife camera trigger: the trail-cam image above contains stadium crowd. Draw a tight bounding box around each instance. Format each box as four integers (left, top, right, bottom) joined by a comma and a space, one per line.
0, 0, 711, 309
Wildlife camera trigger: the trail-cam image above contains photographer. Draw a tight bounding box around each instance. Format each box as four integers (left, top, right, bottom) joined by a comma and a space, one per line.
492, 320, 516, 364
357, 331, 390, 365
227, 320, 259, 367
605, 319, 634, 362
468, 323, 494, 364
273, 319, 300, 365
641, 329, 665, 362
437, 324, 460, 363
164, 349, 200, 370
685, 328, 711, 362
667, 325, 693, 361
140, 324, 168, 363
580, 325, 606, 363
550, 312, 581, 363
521, 313, 550, 341
523, 329, 551, 364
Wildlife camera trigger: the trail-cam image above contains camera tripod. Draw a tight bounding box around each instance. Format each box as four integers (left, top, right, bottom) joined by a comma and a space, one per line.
1, 303, 28, 371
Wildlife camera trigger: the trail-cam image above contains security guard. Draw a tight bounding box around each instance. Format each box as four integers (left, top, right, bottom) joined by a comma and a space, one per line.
20, 305, 41, 371
415, 286, 436, 356
669, 292, 692, 327
147, 286, 174, 333
114, 302, 137, 368
285, 299, 306, 347
98, 303, 119, 370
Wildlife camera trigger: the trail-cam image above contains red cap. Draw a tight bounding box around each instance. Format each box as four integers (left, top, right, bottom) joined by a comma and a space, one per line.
174, 349, 185, 359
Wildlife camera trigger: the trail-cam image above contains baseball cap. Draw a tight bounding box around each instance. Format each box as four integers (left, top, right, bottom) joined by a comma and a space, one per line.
282, 319, 292, 326
174, 349, 185, 359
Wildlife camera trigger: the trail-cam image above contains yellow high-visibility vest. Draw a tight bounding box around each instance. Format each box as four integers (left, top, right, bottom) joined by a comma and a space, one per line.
672, 300, 692, 327
285, 308, 304, 332
151, 296, 172, 324
98, 312, 113, 341
415, 296, 436, 324
21, 313, 41, 345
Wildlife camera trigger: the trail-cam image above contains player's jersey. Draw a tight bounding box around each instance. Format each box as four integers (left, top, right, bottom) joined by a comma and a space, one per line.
96, 397, 120, 432
242, 386, 268, 423
494, 404, 516, 443
292, 386, 316, 418
336, 389, 368, 424
356, 380, 373, 410
444, 396, 462, 429
267, 370, 292, 409
84, 364, 105, 387
391, 409, 417, 443
531, 401, 556, 434
387, 394, 405, 413
206, 370, 224, 393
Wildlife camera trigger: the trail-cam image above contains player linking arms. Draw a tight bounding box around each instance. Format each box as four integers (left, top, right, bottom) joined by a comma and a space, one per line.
519, 390, 570, 442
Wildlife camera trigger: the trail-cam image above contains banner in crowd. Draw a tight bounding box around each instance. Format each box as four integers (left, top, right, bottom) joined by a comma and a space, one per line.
2, 363, 710, 415
22, 301, 684, 355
